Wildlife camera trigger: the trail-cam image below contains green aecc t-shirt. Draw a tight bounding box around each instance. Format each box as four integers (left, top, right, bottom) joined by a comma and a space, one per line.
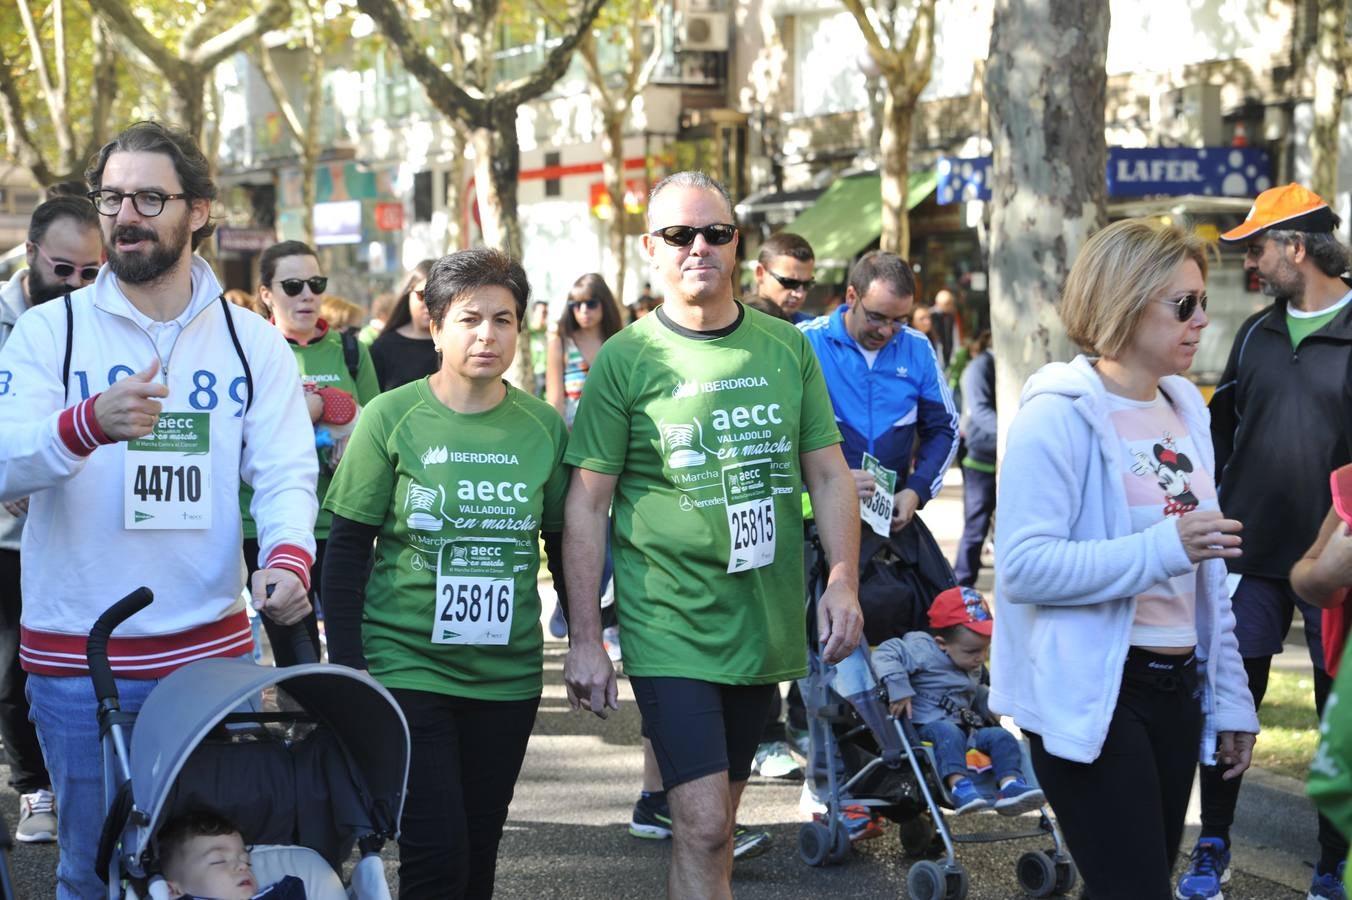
564, 303, 842, 684
323, 380, 569, 700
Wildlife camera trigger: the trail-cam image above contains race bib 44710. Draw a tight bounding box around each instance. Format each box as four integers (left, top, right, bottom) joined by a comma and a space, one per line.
124, 413, 211, 530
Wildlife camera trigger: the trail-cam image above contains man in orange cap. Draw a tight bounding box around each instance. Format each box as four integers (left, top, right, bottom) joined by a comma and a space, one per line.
1177, 183, 1352, 900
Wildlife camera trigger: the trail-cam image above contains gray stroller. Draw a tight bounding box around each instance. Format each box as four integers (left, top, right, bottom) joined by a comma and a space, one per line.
89, 588, 410, 899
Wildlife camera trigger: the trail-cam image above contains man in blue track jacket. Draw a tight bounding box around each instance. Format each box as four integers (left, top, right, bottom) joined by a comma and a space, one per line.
799, 250, 959, 532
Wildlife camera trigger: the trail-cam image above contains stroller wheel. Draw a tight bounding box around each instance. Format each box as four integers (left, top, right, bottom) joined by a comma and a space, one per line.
1016, 849, 1058, 897
944, 862, 969, 899
905, 859, 946, 900
797, 821, 832, 867
827, 821, 851, 864
1053, 857, 1078, 896
898, 812, 940, 858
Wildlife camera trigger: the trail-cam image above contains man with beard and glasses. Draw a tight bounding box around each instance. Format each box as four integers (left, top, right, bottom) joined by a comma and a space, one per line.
0, 195, 101, 845
0, 121, 317, 900
1176, 183, 1352, 900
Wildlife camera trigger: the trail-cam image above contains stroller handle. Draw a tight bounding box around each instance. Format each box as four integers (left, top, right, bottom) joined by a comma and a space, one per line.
88, 587, 153, 705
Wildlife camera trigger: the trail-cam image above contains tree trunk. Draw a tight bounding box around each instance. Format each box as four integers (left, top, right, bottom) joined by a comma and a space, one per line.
879, 80, 915, 257
602, 108, 628, 307
169, 79, 206, 146
985, 0, 1109, 454
1310, 0, 1349, 201
445, 126, 467, 252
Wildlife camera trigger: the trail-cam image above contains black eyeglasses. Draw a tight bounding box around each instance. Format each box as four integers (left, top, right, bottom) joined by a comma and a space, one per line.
87, 189, 188, 218
1156, 291, 1207, 322
859, 305, 908, 330
568, 298, 600, 311
35, 244, 99, 282
649, 224, 738, 247
276, 276, 328, 297
767, 270, 815, 293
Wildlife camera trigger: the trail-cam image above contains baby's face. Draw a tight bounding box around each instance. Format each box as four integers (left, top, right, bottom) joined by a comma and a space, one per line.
937, 627, 990, 672
170, 832, 258, 899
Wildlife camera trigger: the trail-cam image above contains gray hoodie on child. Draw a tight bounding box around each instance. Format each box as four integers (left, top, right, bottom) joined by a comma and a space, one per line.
873, 631, 989, 727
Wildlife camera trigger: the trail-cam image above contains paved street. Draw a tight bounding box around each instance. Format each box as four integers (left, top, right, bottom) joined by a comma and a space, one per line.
0, 468, 1318, 897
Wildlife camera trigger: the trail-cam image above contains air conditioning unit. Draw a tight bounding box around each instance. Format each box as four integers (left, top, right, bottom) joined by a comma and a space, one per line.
677, 11, 729, 52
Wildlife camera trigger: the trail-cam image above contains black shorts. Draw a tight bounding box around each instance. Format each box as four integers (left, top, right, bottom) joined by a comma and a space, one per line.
629, 676, 776, 790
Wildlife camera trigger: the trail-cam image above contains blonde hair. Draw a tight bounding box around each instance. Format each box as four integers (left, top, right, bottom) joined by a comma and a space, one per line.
321, 295, 365, 330
1060, 218, 1212, 358
223, 289, 260, 315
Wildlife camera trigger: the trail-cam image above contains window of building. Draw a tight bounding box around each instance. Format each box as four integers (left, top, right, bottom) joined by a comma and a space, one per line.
544, 152, 562, 198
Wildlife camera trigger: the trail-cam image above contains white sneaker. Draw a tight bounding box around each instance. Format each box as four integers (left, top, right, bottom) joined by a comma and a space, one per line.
798, 781, 828, 817
17, 788, 56, 843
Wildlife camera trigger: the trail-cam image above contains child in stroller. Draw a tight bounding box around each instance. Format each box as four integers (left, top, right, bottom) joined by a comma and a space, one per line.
873, 586, 1044, 817
158, 809, 307, 900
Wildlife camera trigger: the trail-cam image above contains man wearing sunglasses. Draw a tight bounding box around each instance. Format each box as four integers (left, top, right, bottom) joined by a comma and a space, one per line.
0, 195, 102, 847
1176, 183, 1352, 900
753, 232, 816, 323
562, 171, 862, 899
0, 121, 317, 900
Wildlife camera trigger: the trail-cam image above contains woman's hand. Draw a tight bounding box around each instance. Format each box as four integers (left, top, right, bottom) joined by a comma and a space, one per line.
1216, 731, 1256, 780
1175, 509, 1243, 563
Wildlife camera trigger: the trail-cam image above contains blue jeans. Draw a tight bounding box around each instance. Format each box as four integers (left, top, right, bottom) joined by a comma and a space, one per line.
27, 673, 159, 900
916, 720, 1023, 783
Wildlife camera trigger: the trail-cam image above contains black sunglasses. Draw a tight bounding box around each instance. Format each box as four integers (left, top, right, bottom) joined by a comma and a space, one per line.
1157, 291, 1207, 322
568, 298, 600, 311
649, 224, 738, 247
276, 276, 328, 297
767, 270, 815, 292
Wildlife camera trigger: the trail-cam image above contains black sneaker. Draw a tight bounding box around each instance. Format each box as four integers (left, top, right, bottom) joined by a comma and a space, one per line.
629, 791, 672, 840
732, 824, 771, 860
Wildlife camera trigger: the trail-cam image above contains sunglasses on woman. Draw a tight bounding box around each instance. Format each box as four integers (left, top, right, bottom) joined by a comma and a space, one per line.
648, 224, 737, 247
276, 276, 328, 297
1156, 291, 1207, 322
568, 298, 600, 311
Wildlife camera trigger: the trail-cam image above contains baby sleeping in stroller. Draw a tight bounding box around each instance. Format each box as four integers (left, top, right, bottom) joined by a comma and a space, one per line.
873, 586, 1045, 816
158, 809, 307, 900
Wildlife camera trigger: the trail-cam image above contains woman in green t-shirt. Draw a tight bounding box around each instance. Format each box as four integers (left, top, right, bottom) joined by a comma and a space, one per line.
321, 248, 569, 899
244, 240, 380, 665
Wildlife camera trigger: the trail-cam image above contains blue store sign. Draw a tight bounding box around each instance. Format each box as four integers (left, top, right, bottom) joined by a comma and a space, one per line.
937, 147, 1272, 204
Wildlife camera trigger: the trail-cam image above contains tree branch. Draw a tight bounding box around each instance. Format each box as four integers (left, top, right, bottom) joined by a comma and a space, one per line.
357, 0, 484, 126
0, 54, 57, 186
187, 0, 292, 71
94, 0, 185, 79
497, 0, 608, 108
256, 44, 306, 143
840, 0, 891, 71
81, 20, 120, 165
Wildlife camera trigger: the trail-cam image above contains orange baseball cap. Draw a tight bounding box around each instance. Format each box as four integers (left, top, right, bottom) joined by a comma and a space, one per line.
1219, 183, 1339, 243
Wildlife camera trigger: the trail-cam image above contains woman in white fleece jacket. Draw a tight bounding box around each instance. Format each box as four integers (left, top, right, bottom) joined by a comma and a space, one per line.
993, 219, 1259, 900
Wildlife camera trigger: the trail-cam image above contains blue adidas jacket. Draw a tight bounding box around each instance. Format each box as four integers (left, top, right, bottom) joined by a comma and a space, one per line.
799, 306, 959, 504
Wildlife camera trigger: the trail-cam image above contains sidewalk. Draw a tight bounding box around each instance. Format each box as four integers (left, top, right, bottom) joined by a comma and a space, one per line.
919, 464, 1319, 893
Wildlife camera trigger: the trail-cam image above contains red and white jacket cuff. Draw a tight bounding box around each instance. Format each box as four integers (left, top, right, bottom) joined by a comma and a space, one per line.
266, 544, 314, 590
58, 394, 114, 456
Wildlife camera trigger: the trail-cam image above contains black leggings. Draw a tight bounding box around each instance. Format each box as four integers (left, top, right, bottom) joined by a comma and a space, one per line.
1027, 650, 1201, 900
390, 689, 540, 900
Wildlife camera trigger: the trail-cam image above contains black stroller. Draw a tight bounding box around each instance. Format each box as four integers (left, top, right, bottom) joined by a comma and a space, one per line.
796, 523, 1077, 900
89, 588, 409, 899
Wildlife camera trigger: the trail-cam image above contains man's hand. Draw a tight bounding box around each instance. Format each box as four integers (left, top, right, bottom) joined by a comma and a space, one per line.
817, 581, 863, 665
890, 488, 921, 533
1216, 731, 1256, 780
563, 641, 619, 719
93, 359, 168, 441
249, 568, 311, 626
849, 469, 875, 501
2, 498, 28, 517
888, 697, 912, 720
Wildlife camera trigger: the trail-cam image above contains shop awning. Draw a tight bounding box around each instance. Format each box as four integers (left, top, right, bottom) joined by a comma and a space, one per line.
782, 170, 938, 268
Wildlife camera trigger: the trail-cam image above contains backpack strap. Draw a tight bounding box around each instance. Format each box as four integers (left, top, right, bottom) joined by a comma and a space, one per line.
220, 296, 254, 413
62, 294, 73, 403
341, 327, 360, 381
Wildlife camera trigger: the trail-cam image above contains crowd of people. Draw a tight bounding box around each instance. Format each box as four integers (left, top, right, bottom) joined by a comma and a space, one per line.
0, 117, 1350, 900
